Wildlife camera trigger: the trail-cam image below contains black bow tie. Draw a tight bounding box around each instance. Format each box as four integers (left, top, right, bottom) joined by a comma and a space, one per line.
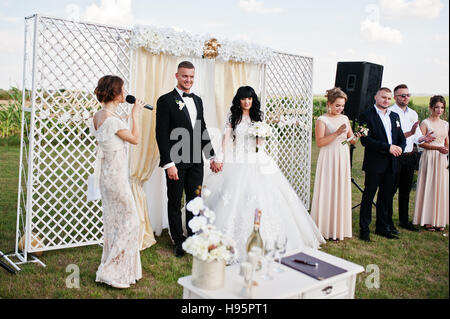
182, 92, 194, 98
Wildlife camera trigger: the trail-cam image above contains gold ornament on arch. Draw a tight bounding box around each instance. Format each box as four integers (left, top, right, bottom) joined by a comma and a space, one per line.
18, 232, 44, 257
203, 38, 221, 59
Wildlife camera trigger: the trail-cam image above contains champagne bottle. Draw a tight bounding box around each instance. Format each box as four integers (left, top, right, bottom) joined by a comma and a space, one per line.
246, 209, 264, 269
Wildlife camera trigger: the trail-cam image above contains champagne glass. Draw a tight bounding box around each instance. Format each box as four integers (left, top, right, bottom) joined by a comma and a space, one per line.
273, 234, 287, 274
261, 239, 275, 280
250, 246, 263, 272
239, 262, 254, 298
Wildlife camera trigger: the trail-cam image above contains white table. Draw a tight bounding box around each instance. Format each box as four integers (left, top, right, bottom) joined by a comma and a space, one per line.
178, 247, 365, 299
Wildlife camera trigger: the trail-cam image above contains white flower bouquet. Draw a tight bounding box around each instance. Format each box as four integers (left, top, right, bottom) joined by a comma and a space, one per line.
248, 121, 273, 152
342, 123, 369, 145
183, 188, 238, 264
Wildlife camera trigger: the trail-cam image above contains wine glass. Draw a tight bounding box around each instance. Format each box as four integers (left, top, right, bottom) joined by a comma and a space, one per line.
239, 262, 254, 298
261, 239, 275, 280
273, 234, 287, 273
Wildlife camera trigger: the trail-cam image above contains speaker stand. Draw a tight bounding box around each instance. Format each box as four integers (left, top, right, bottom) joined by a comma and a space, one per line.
0, 251, 17, 274
349, 120, 376, 210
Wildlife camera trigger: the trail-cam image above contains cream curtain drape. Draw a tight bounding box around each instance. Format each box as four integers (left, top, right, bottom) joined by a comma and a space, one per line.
130, 48, 265, 247
128, 49, 181, 250
214, 61, 264, 130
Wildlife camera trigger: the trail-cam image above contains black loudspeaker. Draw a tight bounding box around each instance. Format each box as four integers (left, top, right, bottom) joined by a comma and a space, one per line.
334, 62, 384, 121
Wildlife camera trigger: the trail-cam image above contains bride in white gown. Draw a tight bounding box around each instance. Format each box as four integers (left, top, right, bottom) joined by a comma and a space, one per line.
203, 86, 325, 262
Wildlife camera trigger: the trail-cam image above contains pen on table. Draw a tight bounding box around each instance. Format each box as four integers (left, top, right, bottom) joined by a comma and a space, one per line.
293, 259, 318, 267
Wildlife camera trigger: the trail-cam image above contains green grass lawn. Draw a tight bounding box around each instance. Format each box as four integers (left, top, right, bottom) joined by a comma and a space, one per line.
0, 143, 448, 299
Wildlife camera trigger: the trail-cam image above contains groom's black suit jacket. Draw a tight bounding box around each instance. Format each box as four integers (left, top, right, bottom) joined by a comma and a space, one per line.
155, 89, 215, 170
359, 106, 406, 174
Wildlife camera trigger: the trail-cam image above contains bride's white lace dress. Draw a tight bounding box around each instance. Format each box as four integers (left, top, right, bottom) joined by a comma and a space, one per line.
203, 114, 325, 262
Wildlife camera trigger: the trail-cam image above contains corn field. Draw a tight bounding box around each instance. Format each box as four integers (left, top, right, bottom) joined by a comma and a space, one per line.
0, 88, 30, 139
0, 90, 445, 142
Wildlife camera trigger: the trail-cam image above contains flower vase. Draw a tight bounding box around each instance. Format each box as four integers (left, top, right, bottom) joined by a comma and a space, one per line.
191, 257, 225, 290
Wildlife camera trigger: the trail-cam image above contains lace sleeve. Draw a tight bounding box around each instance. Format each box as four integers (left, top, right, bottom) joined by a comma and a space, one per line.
216, 113, 233, 163
95, 117, 129, 142
86, 117, 96, 136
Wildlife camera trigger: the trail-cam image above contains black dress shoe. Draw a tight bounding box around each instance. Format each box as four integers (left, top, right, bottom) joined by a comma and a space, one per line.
375, 231, 399, 239
399, 222, 419, 232
174, 243, 185, 258
360, 232, 371, 242
390, 227, 400, 235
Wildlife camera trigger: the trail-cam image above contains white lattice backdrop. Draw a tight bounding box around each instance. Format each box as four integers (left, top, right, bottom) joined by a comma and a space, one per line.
16, 15, 133, 257
16, 15, 313, 259
264, 52, 313, 208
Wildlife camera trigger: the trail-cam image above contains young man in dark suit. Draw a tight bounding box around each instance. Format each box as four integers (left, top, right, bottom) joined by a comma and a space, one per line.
155, 61, 222, 257
358, 87, 406, 242
388, 84, 435, 233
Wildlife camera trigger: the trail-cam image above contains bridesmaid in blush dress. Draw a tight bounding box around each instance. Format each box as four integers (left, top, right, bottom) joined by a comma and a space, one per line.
310, 88, 360, 241
413, 95, 449, 232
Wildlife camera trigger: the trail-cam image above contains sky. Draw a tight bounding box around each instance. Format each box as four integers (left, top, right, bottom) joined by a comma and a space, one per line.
0, 0, 448, 95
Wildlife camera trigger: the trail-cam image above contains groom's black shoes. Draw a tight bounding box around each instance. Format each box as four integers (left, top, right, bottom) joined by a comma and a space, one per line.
174, 243, 185, 258
375, 230, 399, 240
389, 226, 400, 235
359, 232, 371, 242
399, 222, 419, 232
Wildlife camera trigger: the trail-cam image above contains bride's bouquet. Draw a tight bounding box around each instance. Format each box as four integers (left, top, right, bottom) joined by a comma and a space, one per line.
248, 121, 273, 152
183, 187, 238, 264
342, 123, 369, 145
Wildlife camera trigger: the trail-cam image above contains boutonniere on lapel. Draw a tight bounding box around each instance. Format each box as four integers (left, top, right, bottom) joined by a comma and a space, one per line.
396, 120, 400, 128
176, 100, 185, 111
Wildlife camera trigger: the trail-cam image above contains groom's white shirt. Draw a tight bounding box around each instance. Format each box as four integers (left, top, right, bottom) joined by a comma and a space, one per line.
162, 87, 198, 170
175, 87, 197, 128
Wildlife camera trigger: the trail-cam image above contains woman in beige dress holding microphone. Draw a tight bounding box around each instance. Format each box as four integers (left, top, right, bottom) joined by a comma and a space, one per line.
88, 75, 145, 288
413, 95, 449, 231
310, 88, 360, 241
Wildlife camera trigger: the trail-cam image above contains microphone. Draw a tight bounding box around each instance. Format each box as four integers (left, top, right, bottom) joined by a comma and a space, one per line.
125, 95, 153, 110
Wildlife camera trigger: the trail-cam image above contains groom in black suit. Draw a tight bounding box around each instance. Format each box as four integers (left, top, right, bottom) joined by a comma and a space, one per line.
359, 87, 406, 242
156, 61, 222, 257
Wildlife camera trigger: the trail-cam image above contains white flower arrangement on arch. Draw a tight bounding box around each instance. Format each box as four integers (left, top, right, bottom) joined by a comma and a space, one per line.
182, 187, 238, 264
130, 25, 273, 65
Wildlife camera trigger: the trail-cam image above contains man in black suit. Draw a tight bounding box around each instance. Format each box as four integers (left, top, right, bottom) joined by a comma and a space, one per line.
155, 61, 222, 257
359, 87, 406, 242
388, 84, 435, 233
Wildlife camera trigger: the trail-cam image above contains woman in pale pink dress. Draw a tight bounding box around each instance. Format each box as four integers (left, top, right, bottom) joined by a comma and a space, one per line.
310, 88, 360, 241
413, 95, 449, 232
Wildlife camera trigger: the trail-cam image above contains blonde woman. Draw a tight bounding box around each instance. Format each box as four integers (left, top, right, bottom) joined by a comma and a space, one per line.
310, 88, 359, 241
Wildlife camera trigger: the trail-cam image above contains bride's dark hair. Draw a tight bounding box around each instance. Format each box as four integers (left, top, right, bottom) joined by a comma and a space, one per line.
229, 86, 263, 130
